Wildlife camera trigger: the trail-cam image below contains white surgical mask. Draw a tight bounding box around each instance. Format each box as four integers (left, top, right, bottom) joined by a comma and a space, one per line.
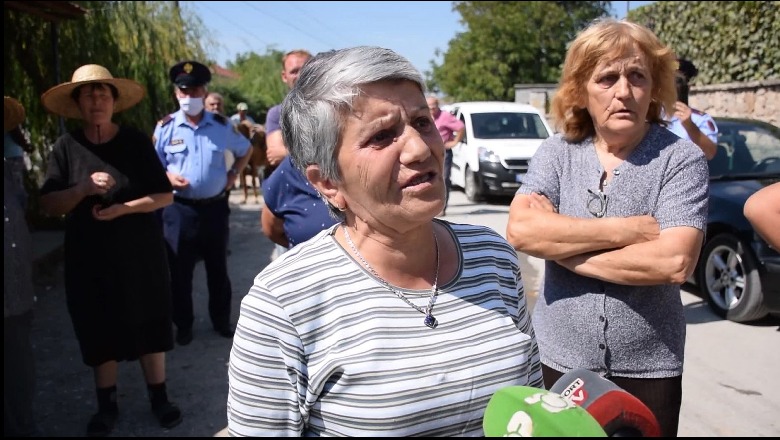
178, 96, 204, 116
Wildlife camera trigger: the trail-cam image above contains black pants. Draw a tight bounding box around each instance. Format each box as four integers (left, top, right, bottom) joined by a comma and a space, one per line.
542, 364, 682, 437
444, 149, 453, 209
162, 198, 232, 331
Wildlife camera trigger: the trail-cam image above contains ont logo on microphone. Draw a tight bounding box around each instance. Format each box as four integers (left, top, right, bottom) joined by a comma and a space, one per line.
559, 378, 588, 404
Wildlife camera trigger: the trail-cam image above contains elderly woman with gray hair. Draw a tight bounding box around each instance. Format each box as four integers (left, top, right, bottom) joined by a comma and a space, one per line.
226, 46, 542, 436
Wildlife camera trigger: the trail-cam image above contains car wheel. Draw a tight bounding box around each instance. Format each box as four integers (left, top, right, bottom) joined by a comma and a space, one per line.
464, 166, 483, 202
696, 233, 768, 322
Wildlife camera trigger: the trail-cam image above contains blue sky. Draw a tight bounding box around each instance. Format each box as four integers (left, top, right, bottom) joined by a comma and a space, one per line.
188, 1, 654, 75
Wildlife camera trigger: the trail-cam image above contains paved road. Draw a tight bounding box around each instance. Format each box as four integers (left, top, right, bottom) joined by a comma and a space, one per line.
28, 188, 779, 436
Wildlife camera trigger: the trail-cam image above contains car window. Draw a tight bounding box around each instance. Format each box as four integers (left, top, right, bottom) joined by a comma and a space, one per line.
470, 112, 550, 140
711, 119, 780, 176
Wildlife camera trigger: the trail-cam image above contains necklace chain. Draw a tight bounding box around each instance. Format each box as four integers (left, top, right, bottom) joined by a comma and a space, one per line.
342, 224, 440, 328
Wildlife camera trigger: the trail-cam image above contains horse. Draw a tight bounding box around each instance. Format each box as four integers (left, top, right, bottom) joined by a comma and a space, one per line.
235, 120, 269, 204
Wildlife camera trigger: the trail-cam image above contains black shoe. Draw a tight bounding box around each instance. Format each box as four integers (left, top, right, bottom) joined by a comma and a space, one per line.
214, 324, 235, 338
175, 328, 193, 346
152, 401, 182, 429
87, 409, 118, 437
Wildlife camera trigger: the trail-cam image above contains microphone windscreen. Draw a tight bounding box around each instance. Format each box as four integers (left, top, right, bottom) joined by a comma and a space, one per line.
550, 369, 661, 437
483, 385, 607, 437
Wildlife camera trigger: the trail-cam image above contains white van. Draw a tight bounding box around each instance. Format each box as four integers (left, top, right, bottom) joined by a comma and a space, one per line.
447, 101, 553, 201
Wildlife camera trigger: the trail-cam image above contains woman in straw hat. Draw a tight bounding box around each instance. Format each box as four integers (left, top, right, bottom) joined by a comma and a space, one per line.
38, 64, 182, 436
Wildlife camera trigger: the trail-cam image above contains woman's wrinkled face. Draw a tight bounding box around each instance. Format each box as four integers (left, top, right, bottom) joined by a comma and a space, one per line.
336, 80, 445, 230
77, 83, 115, 125
586, 47, 653, 138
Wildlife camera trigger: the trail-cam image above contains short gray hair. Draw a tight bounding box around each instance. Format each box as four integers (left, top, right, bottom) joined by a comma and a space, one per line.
280, 46, 426, 218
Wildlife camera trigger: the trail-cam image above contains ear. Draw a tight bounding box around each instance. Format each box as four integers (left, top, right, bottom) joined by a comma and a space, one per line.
306, 165, 342, 208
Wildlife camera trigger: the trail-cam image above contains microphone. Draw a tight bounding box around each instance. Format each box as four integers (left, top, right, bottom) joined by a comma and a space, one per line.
549, 369, 661, 437
483, 385, 607, 437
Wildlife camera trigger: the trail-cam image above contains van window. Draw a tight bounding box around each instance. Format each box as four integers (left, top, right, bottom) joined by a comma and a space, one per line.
471, 112, 550, 140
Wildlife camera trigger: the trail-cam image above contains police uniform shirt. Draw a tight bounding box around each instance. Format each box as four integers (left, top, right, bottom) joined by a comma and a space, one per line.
666, 109, 719, 145
154, 110, 251, 199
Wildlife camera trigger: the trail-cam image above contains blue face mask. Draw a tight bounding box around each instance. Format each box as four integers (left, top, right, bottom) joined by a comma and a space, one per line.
178, 96, 204, 116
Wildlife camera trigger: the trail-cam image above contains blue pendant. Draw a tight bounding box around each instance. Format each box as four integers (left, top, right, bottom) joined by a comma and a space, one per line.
424, 314, 438, 329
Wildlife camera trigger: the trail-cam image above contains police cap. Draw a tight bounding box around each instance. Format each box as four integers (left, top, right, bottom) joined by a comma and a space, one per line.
676, 58, 698, 82
169, 61, 211, 89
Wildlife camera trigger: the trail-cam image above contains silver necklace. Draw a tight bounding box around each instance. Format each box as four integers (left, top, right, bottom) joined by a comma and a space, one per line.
342, 224, 440, 329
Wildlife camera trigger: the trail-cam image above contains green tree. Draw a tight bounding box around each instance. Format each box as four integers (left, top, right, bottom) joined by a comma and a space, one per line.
430, 1, 609, 101
629, 1, 779, 85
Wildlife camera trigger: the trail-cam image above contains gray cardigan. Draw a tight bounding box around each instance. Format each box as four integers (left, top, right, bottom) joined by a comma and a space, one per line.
517, 124, 709, 379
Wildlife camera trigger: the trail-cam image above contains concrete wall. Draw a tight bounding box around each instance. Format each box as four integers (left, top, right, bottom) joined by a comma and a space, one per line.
515, 79, 780, 128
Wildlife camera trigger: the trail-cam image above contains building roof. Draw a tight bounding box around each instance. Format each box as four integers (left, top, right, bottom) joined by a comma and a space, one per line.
4, 1, 87, 22
211, 64, 241, 80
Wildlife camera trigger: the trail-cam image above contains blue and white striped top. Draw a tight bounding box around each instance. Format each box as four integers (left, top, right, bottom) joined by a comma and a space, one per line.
227, 220, 543, 436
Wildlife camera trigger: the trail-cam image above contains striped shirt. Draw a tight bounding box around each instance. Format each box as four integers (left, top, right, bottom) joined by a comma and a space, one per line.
227, 220, 542, 436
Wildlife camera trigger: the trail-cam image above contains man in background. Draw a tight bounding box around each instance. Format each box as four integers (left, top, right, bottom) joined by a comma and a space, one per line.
264, 49, 312, 170
230, 102, 256, 126
153, 61, 252, 345
427, 95, 464, 217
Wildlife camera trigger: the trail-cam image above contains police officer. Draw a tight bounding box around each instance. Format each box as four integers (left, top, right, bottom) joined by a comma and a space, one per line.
666, 58, 719, 160
153, 61, 252, 345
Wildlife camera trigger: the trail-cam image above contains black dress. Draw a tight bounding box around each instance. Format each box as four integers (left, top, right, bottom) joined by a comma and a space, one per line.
40, 126, 174, 366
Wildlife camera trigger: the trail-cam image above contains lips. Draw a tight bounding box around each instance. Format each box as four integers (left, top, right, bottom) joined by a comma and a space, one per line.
402, 171, 436, 188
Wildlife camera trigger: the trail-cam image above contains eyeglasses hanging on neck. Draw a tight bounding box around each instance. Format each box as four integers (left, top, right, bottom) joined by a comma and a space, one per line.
586, 188, 608, 218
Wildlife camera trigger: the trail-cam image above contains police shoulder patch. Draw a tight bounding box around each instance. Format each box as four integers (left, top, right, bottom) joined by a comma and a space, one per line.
158, 114, 173, 126
707, 120, 716, 131
213, 113, 228, 126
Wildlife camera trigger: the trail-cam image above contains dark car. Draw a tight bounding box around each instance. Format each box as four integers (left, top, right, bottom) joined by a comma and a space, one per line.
692, 117, 780, 322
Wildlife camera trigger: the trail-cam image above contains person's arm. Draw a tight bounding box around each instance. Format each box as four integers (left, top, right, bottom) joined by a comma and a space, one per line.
556, 226, 704, 285
674, 102, 717, 160
506, 193, 660, 260
265, 130, 287, 167
227, 148, 254, 191
744, 182, 780, 249
445, 126, 465, 149
40, 172, 113, 217
93, 192, 173, 221
260, 205, 289, 247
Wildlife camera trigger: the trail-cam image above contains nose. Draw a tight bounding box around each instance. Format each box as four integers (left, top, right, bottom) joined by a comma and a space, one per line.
614, 75, 631, 99
399, 127, 436, 164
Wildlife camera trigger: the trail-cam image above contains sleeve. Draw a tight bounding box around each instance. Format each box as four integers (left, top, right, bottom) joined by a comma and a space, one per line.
152, 122, 168, 167
655, 142, 709, 231
260, 160, 285, 215
511, 251, 544, 389
265, 105, 281, 134
227, 285, 306, 436
697, 113, 719, 145
39, 138, 69, 195
514, 137, 562, 208
131, 128, 173, 195
446, 112, 465, 132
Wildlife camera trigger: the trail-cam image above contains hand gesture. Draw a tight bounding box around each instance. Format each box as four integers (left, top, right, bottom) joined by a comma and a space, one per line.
85, 172, 115, 196
167, 171, 190, 190
673, 101, 693, 125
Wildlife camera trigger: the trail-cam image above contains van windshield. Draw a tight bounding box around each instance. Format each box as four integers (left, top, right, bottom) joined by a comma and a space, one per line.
471, 112, 550, 140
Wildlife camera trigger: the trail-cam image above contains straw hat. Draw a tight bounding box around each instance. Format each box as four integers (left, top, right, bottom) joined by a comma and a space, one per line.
41, 64, 145, 119
4, 96, 26, 132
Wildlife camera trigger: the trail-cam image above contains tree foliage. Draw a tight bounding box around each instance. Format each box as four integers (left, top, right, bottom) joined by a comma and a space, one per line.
629, 1, 779, 85
430, 1, 610, 101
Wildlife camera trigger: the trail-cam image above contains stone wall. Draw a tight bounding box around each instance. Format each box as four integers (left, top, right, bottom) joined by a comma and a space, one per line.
689, 80, 779, 127
515, 79, 780, 128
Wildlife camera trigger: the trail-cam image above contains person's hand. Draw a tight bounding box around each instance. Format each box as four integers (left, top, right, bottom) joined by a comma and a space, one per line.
225, 168, 239, 191
673, 101, 693, 126
527, 192, 557, 213
266, 141, 288, 167
167, 171, 190, 190
84, 172, 115, 196
92, 203, 127, 221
